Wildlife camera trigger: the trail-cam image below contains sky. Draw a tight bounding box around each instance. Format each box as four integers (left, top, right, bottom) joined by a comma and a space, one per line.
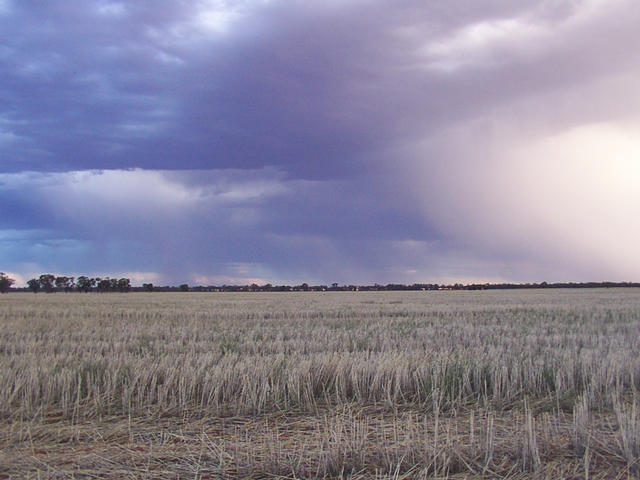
2, 0, 640, 286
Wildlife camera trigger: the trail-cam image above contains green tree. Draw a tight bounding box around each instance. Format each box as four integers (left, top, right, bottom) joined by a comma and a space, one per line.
179, 283, 189, 292
142, 283, 154, 292
0, 272, 14, 293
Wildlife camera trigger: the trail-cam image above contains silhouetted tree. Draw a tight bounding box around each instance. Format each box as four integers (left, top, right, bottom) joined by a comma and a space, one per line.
27, 278, 40, 293
76, 276, 95, 292
97, 278, 111, 292
0, 272, 14, 293
55, 276, 66, 291
117, 278, 131, 292
142, 283, 154, 292
55, 276, 75, 292
39, 274, 56, 293
179, 284, 189, 292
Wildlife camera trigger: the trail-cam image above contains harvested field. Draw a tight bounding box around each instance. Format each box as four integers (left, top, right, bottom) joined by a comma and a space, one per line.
1, 290, 640, 478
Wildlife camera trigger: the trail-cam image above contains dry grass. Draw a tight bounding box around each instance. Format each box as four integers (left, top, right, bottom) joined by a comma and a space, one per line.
1, 289, 640, 478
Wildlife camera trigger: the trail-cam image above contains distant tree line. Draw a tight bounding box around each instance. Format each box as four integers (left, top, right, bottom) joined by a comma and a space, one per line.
2, 272, 640, 293
142, 281, 640, 293
24, 274, 131, 293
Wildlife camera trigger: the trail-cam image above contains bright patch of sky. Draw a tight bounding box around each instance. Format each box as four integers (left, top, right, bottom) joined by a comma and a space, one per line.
0, 0, 11, 15
97, 2, 126, 16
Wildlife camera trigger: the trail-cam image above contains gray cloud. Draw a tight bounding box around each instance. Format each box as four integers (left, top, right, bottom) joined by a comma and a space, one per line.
0, 168, 444, 284
3, 0, 607, 176
2, 1, 640, 283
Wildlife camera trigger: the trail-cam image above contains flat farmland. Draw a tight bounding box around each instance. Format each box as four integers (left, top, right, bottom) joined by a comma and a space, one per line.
1, 290, 640, 479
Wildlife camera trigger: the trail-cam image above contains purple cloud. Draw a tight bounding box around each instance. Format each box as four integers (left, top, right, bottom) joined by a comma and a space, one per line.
2, 1, 640, 284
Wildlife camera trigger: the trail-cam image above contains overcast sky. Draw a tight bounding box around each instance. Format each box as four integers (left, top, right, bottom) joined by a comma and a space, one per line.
2, 0, 640, 286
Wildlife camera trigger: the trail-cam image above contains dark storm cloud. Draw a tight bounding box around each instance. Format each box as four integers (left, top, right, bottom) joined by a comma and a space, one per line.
3, 1, 640, 284
1, 0, 594, 177
0, 168, 442, 284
